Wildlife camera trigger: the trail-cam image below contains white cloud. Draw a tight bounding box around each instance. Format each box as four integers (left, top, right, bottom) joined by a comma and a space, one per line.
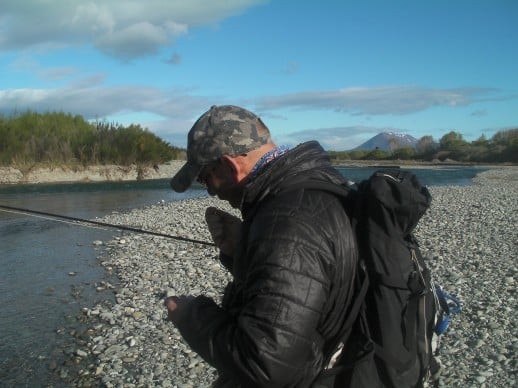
165, 52, 183, 65
0, 83, 210, 123
0, 0, 267, 60
8, 57, 80, 81
95, 21, 175, 59
252, 86, 496, 115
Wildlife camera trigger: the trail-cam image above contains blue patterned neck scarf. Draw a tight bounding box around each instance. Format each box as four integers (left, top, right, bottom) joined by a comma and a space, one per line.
249, 145, 291, 179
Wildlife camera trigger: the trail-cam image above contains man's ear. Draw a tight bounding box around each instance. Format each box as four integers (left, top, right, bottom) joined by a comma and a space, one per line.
221, 155, 248, 183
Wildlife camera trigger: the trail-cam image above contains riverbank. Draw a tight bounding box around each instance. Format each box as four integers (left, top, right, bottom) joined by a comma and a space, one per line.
0, 161, 184, 184
59, 168, 517, 387
1, 161, 513, 185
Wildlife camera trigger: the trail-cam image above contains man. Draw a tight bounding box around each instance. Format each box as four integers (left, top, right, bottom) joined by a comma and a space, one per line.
165, 105, 358, 387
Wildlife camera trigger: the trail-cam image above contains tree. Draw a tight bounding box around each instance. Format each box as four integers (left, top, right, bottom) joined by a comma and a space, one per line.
492, 129, 515, 143
364, 149, 390, 160
472, 134, 489, 147
439, 131, 466, 151
347, 150, 368, 160
0, 111, 183, 167
416, 135, 437, 158
438, 131, 470, 161
391, 147, 415, 160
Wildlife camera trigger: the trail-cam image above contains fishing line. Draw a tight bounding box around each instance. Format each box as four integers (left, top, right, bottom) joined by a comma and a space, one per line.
0, 204, 215, 247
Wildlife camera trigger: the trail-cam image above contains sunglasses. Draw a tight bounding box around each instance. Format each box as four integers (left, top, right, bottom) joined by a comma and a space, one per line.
196, 159, 221, 187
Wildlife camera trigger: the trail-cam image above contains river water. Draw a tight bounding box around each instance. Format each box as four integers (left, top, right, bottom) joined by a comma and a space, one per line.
0, 166, 484, 386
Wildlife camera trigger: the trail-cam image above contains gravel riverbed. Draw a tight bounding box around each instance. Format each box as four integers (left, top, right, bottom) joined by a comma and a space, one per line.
59, 168, 517, 387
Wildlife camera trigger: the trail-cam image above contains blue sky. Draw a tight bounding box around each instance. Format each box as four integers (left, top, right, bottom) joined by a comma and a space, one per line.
1, 0, 517, 150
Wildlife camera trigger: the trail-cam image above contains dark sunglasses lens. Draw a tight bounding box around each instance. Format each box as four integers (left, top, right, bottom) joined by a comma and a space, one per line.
197, 159, 220, 186
196, 173, 206, 186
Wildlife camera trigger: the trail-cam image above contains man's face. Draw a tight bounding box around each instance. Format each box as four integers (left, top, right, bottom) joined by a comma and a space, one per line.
197, 158, 244, 208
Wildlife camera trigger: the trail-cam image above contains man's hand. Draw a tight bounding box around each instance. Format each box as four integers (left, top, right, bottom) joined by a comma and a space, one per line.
164, 295, 194, 324
205, 207, 242, 257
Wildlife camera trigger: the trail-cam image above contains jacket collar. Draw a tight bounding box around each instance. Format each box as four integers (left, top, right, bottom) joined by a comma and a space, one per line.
240, 141, 343, 216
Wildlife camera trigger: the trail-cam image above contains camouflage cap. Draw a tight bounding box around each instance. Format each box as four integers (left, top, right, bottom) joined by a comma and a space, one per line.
170, 105, 271, 192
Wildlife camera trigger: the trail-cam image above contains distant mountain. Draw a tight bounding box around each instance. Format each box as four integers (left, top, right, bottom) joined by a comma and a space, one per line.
352, 132, 418, 151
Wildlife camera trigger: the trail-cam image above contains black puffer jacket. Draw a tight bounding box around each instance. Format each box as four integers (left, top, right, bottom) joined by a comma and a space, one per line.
174, 141, 358, 387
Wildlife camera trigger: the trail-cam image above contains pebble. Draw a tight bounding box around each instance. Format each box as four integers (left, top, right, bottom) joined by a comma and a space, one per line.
76, 349, 87, 358
60, 167, 517, 387
475, 375, 486, 384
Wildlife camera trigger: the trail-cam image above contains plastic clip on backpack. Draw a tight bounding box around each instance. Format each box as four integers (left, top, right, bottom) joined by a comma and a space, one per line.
433, 285, 462, 336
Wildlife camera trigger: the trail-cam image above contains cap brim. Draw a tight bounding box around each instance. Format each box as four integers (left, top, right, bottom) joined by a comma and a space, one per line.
170, 161, 202, 192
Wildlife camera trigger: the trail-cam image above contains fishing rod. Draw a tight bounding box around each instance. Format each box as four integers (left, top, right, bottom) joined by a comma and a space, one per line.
0, 204, 215, 247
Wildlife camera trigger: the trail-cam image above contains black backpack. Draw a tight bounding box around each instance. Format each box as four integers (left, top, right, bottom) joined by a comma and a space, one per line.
307, 169, 454, 388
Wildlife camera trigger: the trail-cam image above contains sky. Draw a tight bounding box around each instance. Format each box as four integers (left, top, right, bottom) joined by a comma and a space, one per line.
1, 0, 517, 150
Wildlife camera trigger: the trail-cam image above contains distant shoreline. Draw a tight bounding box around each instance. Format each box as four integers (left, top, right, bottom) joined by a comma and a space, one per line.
0, 160, 514, 185
0, 161, 185, 185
